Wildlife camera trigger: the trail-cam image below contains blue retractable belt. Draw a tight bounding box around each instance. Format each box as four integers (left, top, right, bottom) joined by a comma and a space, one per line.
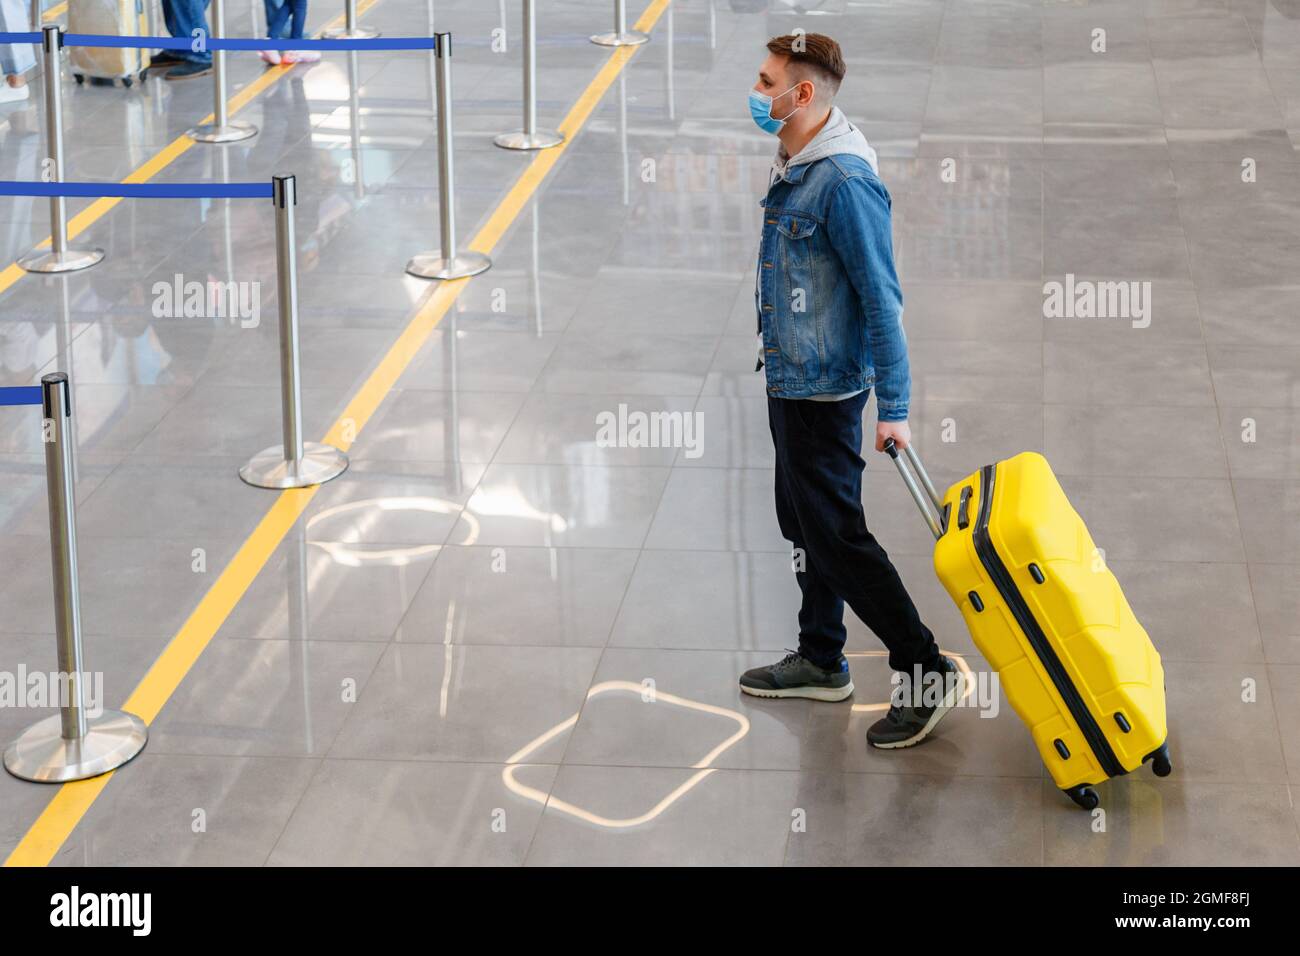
0, 181, 274, 199
0, 387, 44, 407
0, 31, 436, 51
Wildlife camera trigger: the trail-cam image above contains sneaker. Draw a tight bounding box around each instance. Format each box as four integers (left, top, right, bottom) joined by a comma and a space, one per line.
284, 49, 321, 64
163, 61, 213, 81
150, 51, 188, 69
260, 50, 282, 66
739, 651, 854, 702
867, 655, 965, 749
0, 82, 30, 104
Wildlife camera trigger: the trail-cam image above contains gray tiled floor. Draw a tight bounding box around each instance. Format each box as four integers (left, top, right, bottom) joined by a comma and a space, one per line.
1, 0, 1298, 867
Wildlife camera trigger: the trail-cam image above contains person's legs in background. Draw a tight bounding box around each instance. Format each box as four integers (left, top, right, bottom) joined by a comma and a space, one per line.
0, 0, 36, 102
261, 0, 291, 64
282, 1, 319, 64
158, 0, 213, 78
287, 0, 309, 39
266, 0, 292, 36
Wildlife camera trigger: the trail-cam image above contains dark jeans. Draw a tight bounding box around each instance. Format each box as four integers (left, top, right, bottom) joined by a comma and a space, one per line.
265, 0, 307, 40
161, 0, 212, 64
768, 392, 941, 674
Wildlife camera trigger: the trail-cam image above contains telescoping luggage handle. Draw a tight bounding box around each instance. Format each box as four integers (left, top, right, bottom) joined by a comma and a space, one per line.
883, 438, 945, 541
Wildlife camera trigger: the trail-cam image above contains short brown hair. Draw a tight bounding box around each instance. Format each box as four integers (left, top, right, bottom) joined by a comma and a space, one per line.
766, 33, 845, 99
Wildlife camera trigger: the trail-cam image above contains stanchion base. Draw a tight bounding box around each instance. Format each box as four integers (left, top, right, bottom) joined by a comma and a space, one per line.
187, 121, 259, 144
322, 26, 380, 39
4, 710, 147, 783
240, 442, 349, 489
405, 250, 492, 280
494, 129, 565, 151
17, 247, 105, 274
591, 31, 650, 47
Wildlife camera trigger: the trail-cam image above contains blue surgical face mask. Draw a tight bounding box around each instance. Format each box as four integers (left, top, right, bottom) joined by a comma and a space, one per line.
748, 84, 801, 135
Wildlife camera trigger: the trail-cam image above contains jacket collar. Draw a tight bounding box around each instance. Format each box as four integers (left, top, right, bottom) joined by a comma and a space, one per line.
779, 162, 811, 185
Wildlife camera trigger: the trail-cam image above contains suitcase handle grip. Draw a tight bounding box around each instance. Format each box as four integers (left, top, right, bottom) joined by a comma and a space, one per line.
883, 438, 944, 540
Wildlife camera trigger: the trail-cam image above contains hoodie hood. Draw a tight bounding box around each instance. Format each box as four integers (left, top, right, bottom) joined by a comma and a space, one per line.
773, 107, 878, 179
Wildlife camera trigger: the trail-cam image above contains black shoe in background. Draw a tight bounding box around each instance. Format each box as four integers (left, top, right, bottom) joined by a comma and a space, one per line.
150, 51, 188, 69
164, 61, 213, 81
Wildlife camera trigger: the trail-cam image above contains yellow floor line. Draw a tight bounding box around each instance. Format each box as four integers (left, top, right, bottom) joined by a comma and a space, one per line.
4, 0, 673, 868
0, 0, 380, 290
41, 2, 68, 22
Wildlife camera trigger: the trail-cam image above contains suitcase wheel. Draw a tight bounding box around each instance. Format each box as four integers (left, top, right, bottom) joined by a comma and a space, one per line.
1064, 785, 1100, 811
73, 73, 84, 85
1147, 742, 1173, 778
123, 77, 133, 88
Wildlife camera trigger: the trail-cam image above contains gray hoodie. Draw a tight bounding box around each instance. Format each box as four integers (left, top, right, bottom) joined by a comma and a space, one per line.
762, 108, 880, 401
773, 106, 879, 181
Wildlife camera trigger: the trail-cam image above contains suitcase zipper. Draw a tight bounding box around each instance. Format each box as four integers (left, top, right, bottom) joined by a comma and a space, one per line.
972, 464, 1126, 779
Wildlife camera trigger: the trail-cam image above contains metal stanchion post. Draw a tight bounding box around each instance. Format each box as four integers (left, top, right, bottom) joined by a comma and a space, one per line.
425, 0, 437, 115
618, 70, 629, 205
4, 374, 148, 783
530, 197, 542, 336
19, 27, 105, 274
494, 0, 563, 150
591, 0, 648, 48
444, 303, 460, 465
53, 277, 81, 485
347, 49, 366, 200
666, 1, 675, 120
240, 175, 349, 488
187, 0, 257, 143
407, 34, 491, 280
29, 0, 42, 78
324, 0, 379, 40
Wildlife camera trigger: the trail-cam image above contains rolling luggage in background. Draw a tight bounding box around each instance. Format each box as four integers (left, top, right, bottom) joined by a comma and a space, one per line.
884, 439, 1172, 809
68, 0, 151, 87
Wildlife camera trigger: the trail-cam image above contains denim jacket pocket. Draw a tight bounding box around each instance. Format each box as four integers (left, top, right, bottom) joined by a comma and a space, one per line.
773, 213, 822, 381
774, 213, 816, 257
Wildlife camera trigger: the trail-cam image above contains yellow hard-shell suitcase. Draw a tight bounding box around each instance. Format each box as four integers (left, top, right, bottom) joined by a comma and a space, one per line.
885, 440, 1172, 809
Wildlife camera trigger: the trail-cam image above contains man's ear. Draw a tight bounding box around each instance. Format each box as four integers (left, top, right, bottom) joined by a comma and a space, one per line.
798, 79, 817, 107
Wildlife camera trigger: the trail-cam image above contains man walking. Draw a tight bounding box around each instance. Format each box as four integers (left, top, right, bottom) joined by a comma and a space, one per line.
737, 33, 964, 749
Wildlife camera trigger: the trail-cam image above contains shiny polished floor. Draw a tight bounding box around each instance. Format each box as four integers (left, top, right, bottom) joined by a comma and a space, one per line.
1, 0, 1298, 866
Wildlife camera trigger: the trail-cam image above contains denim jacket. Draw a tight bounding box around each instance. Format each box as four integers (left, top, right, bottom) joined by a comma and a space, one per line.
756, 119, 911, 421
